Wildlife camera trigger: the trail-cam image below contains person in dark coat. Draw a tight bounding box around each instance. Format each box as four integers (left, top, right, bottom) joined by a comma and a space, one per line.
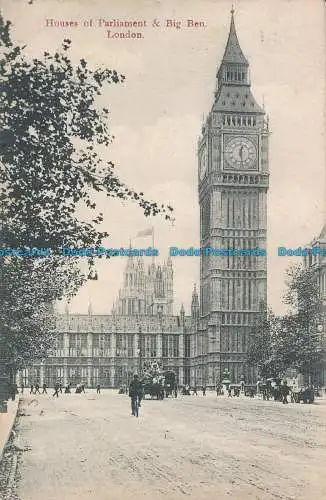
34, 383, 41, 394
202, 386, 206, 396
42, 383, 47, 394
129, 374, 143, 417
281, 381, 289, 404
53, 382, 60, 398
96, 384, 101, 394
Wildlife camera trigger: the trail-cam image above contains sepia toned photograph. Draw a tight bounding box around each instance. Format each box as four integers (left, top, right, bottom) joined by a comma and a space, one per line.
0, 0, 325, 499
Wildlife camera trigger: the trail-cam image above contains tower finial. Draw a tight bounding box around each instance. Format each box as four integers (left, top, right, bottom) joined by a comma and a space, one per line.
231, 4, 235, 16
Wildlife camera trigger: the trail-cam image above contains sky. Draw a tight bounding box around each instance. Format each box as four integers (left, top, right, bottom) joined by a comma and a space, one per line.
2, 0, 325, 315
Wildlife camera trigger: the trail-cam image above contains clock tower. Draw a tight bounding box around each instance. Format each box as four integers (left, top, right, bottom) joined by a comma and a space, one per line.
196, 9, 269, 385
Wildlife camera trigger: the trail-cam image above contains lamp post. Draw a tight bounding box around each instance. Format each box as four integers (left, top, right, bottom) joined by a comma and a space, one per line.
138, 326, 142, 375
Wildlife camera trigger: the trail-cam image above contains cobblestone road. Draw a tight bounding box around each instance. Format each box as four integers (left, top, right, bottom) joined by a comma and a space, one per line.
2, 391, 326, 500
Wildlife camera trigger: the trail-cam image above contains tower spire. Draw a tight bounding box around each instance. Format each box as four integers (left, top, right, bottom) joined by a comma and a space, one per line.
221, 8, 248, 65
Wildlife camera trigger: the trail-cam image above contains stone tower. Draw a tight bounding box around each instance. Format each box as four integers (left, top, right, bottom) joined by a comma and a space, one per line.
116, 253, 173, 316
196, 9, 269, 385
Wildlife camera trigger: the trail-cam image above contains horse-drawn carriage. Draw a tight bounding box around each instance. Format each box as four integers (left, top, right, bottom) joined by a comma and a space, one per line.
142, 376, 164, 400
140, 362, 176, 400
163, 370, 177, 397
292, 386, 314, 404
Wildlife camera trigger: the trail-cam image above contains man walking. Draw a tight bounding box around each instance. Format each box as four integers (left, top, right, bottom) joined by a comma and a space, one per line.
53, 382, 60, 398
129, 374, 143, 417
42, 383, 47, 394
34, 383, 41, 394
96, 384, 101, 394
281, 381, 289, 404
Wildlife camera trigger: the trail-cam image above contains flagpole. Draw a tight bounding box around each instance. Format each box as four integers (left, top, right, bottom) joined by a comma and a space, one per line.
152, 226, 155, 264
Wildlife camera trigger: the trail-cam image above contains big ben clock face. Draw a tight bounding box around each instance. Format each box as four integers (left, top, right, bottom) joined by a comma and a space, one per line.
199, 146, 208, 180
224, 136, 257, 170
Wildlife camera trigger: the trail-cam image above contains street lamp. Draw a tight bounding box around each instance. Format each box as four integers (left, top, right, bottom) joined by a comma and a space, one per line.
138, 326, 142, 375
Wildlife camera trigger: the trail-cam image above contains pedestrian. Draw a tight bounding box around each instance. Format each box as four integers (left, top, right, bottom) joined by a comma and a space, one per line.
81, 384, 85, 393
21, 382, 24, 394
10, 383, 18, 401
42, 383, 47, 394
281, 381, 289, 404
53, 382, 60, 398
34, 383, 41, 394
202, 386, 206, 396
30, 384, 34, 394
96, 384, 101, 394
193, 386, 198, 396
59, 383, 63, 393
228, 387, 232, 397
129, 374, 143, 417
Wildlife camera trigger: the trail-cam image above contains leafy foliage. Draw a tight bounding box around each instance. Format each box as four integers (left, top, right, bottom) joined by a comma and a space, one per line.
0, 13, 173, 372
248, 265, 323, 380
279, 264, 323, 374
247, 305, 283, 379
0, 16, 173, 251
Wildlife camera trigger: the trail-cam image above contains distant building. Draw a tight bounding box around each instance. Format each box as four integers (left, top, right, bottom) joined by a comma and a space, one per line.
21, 256, 196, 388
303, 223, 326, 386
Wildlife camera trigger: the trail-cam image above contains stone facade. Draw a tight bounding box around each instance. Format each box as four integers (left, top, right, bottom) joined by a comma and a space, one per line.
195, 10, 269, 386
303, 224, 326, 386
21, 256, 197, 388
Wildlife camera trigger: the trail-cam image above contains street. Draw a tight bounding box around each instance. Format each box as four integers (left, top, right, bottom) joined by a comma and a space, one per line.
3, 390, 326, 500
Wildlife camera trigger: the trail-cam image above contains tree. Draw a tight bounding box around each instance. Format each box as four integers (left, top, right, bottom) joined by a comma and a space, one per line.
247, 304, 284, 379
0, 13, 173, 381
0, 15, 173, 252
278, 264, 323, 377
248, 265, 323, 382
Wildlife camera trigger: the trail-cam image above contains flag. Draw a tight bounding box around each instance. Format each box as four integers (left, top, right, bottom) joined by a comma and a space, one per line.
136, 228, 153, 238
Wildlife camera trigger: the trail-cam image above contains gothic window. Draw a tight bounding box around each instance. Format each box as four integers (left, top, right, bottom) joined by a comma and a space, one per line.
162, 336, 168, 357
173, 336, 179, 357
150, 336, 157, 357
81, 334, 88, 357
92, 334, 99, 357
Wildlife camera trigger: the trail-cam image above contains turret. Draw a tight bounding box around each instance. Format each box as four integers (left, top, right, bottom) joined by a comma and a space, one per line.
191, 284, 200, 321
180, 303, 185, 325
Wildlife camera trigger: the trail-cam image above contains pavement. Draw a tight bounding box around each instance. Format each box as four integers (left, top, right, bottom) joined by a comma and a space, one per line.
2, 390, 326, 500
0, 397, 20, 459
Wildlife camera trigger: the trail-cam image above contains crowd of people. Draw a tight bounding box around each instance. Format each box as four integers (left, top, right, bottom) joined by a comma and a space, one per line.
19, 382, 102, 397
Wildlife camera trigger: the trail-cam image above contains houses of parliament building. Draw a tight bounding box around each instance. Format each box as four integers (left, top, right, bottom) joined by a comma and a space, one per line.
23, 9, 271, 389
